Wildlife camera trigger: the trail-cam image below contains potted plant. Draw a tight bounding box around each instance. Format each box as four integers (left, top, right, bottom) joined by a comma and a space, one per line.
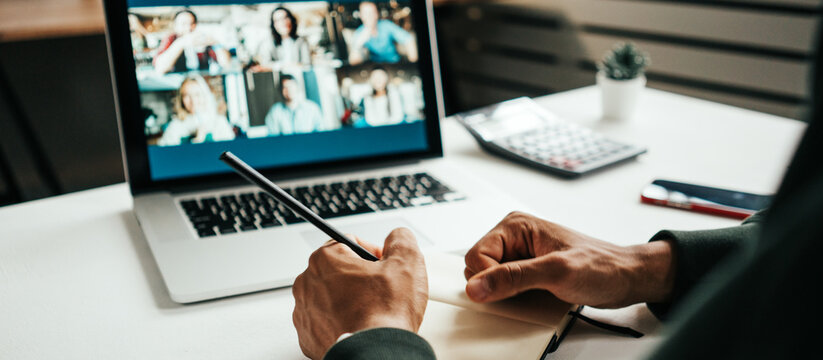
597, 42, 650, 120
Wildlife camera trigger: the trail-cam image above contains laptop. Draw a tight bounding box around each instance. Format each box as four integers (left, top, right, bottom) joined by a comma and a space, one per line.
104, 0, 526, 303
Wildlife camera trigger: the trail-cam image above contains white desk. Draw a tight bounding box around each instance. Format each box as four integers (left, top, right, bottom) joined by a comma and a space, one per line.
0, 87, 806, 359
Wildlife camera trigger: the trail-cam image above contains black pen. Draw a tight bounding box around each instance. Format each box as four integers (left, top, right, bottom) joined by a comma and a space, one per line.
219, 151, 379, 261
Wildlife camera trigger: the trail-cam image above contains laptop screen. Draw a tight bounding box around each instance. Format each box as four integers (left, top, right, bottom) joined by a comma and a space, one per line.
125, 0, 433, 181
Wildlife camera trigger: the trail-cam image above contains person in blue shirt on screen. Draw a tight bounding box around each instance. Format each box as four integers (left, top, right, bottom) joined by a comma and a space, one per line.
265, 74, 324, 136
349, 1, 418, 65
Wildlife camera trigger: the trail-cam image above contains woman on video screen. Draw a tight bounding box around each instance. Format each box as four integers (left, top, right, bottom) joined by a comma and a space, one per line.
361, 67, 403, 126
157, 76, 236, 146
253, 7, 311, 71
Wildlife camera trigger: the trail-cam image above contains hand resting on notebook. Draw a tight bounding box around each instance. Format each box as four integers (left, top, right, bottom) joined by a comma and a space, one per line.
463, 211, 676, 308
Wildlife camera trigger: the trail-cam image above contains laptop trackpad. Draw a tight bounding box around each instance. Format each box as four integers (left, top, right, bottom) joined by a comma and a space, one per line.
301, 217, 433, 251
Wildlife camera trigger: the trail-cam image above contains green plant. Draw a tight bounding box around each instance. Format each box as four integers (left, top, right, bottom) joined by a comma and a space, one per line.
598, 42, 650, 80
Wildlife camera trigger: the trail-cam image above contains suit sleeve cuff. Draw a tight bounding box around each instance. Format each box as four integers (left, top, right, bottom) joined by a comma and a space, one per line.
324, 327, 435, 360
645, 222, 761, 320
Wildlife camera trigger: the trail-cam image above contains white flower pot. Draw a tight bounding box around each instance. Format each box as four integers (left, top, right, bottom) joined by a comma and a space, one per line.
597, 72, 646, 120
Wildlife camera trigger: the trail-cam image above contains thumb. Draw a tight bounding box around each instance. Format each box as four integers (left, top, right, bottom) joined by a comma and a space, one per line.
381, 227, 422, 260
465, 258, 545, 303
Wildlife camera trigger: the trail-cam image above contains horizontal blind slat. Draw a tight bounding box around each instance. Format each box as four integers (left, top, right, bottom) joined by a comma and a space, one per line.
499, 0, 818, 53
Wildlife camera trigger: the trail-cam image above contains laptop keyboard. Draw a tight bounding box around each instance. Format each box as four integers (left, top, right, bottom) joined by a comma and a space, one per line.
179, 172, 465, 238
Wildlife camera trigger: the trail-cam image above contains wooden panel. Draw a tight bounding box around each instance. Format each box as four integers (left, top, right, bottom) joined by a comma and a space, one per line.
450, 65, 803, 119
499, 0, 819, 53
723, 0, 822, 6
446, 40, 804, 118
448, 49, 593, 90
577, 33, 810, 97
647, 80, 803, 119
439, 19, 584, 58
436, 0, 817, 119
442, 18, 810, 97
453, 79, 528, 109
731, 0, 821, 6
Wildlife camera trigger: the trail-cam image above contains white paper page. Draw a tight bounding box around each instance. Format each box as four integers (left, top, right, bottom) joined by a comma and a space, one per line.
424, 251, 576, 328
419, 300, 554, 360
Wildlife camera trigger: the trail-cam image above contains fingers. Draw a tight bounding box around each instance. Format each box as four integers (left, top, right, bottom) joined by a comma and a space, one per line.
464, 235, 505, 280
465, 257, 549, 303
381, 227, 422, 260
464, 212, 527, 277
464, 267, 475, 280
348, 234, 383, 259
316, 235, 380, 263
464, 211, 546, 280
309, 240, 357, 272
312, 228, 418, 269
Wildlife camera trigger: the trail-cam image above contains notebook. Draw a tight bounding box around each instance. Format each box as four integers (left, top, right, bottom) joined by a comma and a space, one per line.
420, 252, 580, 359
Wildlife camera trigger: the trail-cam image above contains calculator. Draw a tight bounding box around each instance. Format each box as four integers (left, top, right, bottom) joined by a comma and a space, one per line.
454, 97, 647, 177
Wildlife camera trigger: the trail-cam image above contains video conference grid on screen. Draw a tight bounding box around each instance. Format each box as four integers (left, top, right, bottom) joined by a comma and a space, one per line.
127, 0, 429, 179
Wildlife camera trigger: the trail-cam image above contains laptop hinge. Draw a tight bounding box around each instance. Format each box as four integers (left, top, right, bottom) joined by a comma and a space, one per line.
157, 157, 424, 195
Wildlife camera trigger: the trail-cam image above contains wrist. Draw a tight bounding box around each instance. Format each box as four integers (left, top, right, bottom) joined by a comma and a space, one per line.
625, 240, 676, 304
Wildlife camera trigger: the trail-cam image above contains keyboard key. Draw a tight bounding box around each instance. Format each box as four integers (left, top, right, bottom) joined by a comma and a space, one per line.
198, 228, 217, 238
239, 223, 257, 232
284, 216, 306, 224
180, 200, 199, 211
259, 216, 281, 228
410, 196, 434, 206
219, 226, 237, 235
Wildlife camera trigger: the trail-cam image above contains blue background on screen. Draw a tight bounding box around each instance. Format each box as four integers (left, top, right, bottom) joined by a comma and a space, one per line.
147, 121, 429, 180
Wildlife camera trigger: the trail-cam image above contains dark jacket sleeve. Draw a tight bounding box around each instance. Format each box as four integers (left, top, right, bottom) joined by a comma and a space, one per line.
324, 328, 436, 360
646, 211, 766, 319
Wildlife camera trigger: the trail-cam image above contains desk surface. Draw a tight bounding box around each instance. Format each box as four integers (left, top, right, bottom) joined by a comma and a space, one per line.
0, 87, 806, 359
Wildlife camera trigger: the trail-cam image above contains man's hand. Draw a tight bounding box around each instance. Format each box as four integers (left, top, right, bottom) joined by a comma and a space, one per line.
464, 212, 675, 308
292, 228, 428, 359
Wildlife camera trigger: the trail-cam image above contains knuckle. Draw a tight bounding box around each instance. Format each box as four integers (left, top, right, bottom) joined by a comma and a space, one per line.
506, 262, 525, 287
390, 227, 414, 239
505, 211, 530, 222
307, 250, 322, 267
464, 253, 487, 273
293, 273, 309, 294
308, 248, 330, 269
503, 211, 534, 230
329, 242, 349, 255
292, 308, 300, 326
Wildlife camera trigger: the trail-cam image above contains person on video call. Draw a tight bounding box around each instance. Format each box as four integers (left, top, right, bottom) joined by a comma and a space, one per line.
348, 1, 418, 65
290, 29, 823, 360
252, 7, 311, 72
264, 74, 324, 136
157, 76, 235, 146
128, 13, 149, 53
360, 67, 404, 126
153, 9, 230, 74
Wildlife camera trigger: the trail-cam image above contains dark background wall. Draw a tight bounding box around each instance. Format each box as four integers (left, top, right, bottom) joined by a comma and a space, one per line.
0, 34, 124, 206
